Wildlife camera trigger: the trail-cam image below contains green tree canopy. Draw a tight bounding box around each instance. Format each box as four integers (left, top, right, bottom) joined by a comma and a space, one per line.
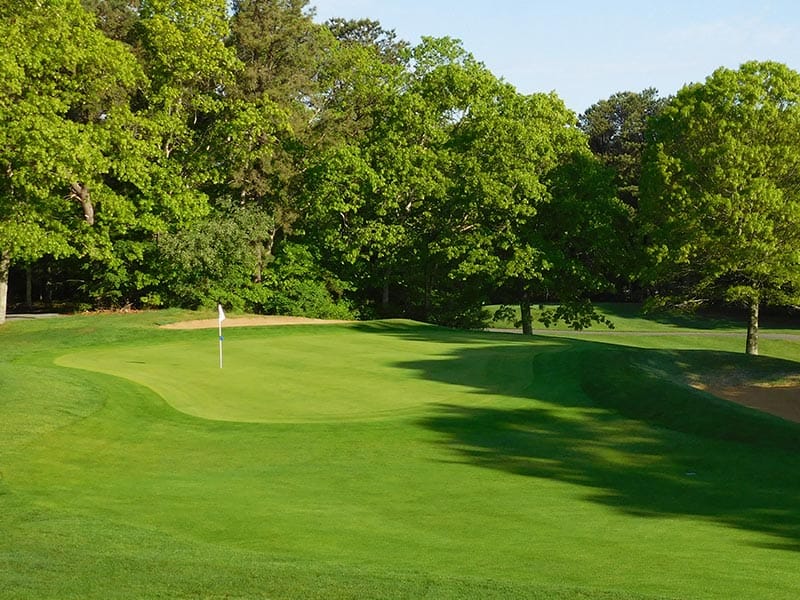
307, 35, 604, 326
640, 61, 800, 355
0, 0, 143, 322
579, 88, 667, 208
325, 16, 407, 63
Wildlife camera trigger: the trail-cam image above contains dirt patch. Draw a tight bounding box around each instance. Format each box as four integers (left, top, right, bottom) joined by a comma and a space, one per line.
160, 316, 354, 330
699, 383, 800, 424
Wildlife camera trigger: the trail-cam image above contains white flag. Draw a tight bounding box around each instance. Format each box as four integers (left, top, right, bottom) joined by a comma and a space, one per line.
218, 304, 226, 323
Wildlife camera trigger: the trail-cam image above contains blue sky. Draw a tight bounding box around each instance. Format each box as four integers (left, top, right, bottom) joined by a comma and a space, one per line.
308, 1, 800, 113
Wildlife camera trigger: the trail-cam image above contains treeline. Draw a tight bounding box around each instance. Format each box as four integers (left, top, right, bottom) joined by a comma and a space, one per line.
2, 1, 799, 354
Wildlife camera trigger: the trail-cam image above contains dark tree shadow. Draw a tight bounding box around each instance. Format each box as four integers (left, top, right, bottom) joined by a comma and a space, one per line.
369, 323, 800, 550
634, 303, 800, 331
603, 303, 746, 330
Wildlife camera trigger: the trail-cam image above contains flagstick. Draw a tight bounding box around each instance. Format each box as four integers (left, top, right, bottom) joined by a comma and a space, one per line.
218, 318, 224, 369
217, 303, 225, 369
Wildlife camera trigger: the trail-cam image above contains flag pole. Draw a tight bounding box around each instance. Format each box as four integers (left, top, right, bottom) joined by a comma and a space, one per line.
218, 303, 226, 369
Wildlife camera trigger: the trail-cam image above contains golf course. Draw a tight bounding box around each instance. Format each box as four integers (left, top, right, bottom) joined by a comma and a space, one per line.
2, 308, 800, 599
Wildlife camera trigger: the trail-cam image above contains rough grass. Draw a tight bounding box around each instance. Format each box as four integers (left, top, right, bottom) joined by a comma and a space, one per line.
2, 311, 800, 599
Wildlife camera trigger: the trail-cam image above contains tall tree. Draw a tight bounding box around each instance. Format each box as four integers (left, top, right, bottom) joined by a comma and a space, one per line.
528, 152, 631, 330
308, 37, 505, 321
135, 0, 239, 213
230, 0, 323, 105
0, 0, 143, 322
223, 0, 327, 278
443, 87, 588, 331
579, 89, 667, 208
82, 0, 242, 306
303, 31, 415, 317
640, 61, 800, 355
308, 36, 603, 326
325, 17, 407, 64
488, 97, 610, 333
80, 0, 141, 43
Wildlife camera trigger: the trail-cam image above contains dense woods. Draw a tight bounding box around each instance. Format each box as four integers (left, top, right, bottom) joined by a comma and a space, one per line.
2, 0, 799, 354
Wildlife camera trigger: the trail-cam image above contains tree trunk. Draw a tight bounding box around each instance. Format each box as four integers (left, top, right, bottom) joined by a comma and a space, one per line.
424, 276, 432, 321
520, 297, 533, 336
264, 229, 277, 260
254, 241, 264, 284
745, 301, 759, 356
381, 278, 390, 312
254, 229, 279, 285
70, 182, 94, 225
25, 264, 33, 309
0, 250, 10, 325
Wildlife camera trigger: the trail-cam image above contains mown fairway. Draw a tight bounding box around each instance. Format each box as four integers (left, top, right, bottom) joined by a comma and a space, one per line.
2, 310, 800, 599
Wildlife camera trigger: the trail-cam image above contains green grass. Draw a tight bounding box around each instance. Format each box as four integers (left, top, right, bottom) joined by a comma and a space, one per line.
483, 302, 800, 333
2, 310, 800, 599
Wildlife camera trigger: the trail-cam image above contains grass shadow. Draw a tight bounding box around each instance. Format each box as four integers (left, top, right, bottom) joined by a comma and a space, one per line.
376, 327, 800, 550
481, 302, 792, 332
615, 303, 744, 330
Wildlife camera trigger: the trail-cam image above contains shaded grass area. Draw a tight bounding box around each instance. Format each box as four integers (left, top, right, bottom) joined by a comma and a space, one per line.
402, 338, 800, 550
2, 313, 800, 598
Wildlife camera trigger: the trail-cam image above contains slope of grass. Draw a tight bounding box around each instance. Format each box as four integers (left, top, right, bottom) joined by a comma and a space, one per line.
2, 311, 800, 599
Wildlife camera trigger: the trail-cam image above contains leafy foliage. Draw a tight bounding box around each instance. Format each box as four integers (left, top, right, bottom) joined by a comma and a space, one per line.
5, 3, 798, 338
157, 207, 273, 310
640, 61, 800, 353
579, 89, 667, 208
262, 243, 356, 319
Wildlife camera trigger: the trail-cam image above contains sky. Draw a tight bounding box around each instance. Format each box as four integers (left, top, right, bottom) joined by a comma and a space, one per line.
308, 0, 800, 114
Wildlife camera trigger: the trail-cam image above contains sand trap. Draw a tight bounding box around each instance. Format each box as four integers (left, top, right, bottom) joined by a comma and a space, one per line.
702, 383, 800, 424
160, 316, 354, 330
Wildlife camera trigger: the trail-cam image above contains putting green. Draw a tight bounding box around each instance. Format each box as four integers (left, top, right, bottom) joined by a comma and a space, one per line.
56, 323, 556, 423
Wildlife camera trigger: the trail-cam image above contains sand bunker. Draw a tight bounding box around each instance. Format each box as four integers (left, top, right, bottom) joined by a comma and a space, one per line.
701, 382, 800, 424
160, 316, 353, 330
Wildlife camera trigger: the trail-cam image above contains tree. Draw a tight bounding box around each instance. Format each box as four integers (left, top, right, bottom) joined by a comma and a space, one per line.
304, 34, 429, 318
528, 152, 632, 331
223, 0, 328, 282
309, 36, 528, 323
134, 0, 240, 217
445, 90, 599, 333
230, 0, 324, 106
0, 0, 143, 322
579, 88, 667, 209
78, 0, 241, 306
80, 0, 141, 43
157, 205, 275, 309
325, 17, 407, 64
640, 61, 800, 355
307, 35, 614, 327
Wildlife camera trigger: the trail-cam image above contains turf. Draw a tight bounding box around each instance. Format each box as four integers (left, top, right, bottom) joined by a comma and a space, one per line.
483, 301, 800, 333
2, 311, 800, 599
